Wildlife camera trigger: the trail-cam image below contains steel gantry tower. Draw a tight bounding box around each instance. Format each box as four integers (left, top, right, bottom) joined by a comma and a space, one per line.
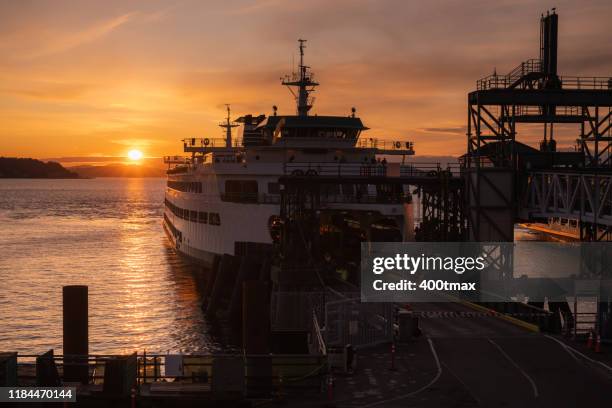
465, 10, 612, 242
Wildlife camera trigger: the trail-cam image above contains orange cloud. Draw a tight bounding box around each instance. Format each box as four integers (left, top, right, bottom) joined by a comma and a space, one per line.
0, 1, 611, 159
7, 13, 137, 61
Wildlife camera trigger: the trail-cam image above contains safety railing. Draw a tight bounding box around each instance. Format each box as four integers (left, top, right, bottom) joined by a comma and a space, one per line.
163, 155, 190, 164
399, 163, 461, 177
271, 289, 393, 350
477, 59, 542, 90
14, 353, 326, 389
166, 165, 190, 175
477, 64, 612, 91
356, 138, 414, 152
507, 59, 542, 82
182, 137, 244, 149
559, 76, 612, 90
284, 162, 383, 177
513, 105, 583, 116
316, 193, 409, 205
284, 162, 460, 178
271, 290, 327, 331
324, 297, 395, 349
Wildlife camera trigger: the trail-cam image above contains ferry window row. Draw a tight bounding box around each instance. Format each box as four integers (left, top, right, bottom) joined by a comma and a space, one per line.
164, 213, 182, 242
164, 198, 221, 226
167, 180, 202, 193
278, 128, 359, 139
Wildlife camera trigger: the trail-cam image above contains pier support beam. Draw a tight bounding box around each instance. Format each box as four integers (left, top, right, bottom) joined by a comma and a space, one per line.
63, 285, 88, 384
202, 254, 221, 311
0, 353, 17, 386
206, 254, 238, 318
229, 243, 272, 325
243, 280, 272, 397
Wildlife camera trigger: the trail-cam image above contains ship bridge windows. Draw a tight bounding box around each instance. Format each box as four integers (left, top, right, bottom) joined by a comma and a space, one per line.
281, 127, 360, 140
223, 180, 259, 203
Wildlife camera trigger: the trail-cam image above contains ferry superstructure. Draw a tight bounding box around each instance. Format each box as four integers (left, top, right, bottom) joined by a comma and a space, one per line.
163, 40, 415, 266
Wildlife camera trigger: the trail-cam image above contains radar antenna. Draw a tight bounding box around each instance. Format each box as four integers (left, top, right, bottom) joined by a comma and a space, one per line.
281, 39, 319, 116
219, 104, 239, 147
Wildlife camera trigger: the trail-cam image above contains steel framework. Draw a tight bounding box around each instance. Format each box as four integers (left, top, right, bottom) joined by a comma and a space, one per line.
465, 11, 612, 242
521, 171, 612, 240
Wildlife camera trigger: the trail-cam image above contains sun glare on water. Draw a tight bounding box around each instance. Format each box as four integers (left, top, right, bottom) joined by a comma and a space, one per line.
127, 149, 143, 161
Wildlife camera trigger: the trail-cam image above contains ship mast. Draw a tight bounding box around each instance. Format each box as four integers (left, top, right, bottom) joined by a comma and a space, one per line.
219, 104, 239, 147
282, 39, 319, 116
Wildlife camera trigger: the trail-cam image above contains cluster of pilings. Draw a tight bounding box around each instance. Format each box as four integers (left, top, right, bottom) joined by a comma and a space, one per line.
415, 187, 465, 241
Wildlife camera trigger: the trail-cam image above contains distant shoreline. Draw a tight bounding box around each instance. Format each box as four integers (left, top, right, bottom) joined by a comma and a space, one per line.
0, 157, 167, 178
0, 157, 78, 179
0, 176, 165, 179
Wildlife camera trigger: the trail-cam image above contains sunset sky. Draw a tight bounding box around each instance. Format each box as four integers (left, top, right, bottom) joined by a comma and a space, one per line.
1, 0, 611, 160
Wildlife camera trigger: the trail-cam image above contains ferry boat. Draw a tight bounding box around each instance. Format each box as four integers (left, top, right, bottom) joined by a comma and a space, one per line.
163, 40, 415, 266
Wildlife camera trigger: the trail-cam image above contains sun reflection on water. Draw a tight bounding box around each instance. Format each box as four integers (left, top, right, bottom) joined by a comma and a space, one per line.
0, 178, 217, 355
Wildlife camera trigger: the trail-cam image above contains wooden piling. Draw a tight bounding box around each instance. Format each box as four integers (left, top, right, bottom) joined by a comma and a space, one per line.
62, 285, 88, 384
228, 255, 253, 325
228, 243, 270, 325
243, 280, 272, 397
206, 254, 237, 318
202, 254, 221, 310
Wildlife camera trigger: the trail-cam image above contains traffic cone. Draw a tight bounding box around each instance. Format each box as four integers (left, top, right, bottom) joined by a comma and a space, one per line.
595, 334, 602, 353
586, 331, 593, 349
390, 343, 396, 371
326, 374, 335, 407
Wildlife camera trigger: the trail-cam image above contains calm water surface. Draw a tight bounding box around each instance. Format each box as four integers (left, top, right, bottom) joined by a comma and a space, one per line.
0, 178, 221, 354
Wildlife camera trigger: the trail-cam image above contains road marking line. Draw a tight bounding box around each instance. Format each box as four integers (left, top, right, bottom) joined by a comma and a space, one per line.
359, 338, 442, 408
487, 338, 539, 398
544, 334, 612, 373
543, 335, 579, 362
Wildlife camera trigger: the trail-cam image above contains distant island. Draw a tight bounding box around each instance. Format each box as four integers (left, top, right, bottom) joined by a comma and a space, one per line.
0, 157, 78, 178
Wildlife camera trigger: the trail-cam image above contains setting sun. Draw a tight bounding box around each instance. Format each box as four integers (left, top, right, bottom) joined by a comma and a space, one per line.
127, 149, 143, 161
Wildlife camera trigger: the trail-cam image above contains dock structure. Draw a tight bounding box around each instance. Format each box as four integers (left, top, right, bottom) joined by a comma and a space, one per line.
4, 10, 611, 407
462, 10, 612, 340
466, 10, 612, 242
272, 10, 611, 350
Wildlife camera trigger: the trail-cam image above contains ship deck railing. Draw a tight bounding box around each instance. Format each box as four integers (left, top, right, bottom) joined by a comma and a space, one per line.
284, 162, 460, 178
163, 155, 190, 164
183, 137, 244, 150
220, 191, 409, 205
177, 136, 415, 154
356, 138, 414, 153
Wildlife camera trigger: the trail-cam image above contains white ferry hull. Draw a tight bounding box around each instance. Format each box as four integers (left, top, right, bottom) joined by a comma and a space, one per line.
162, 41, 416, 267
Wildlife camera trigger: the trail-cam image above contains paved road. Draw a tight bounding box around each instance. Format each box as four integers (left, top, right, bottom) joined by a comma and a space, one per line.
411, 301, 612, 408
291, 300, 611, 407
